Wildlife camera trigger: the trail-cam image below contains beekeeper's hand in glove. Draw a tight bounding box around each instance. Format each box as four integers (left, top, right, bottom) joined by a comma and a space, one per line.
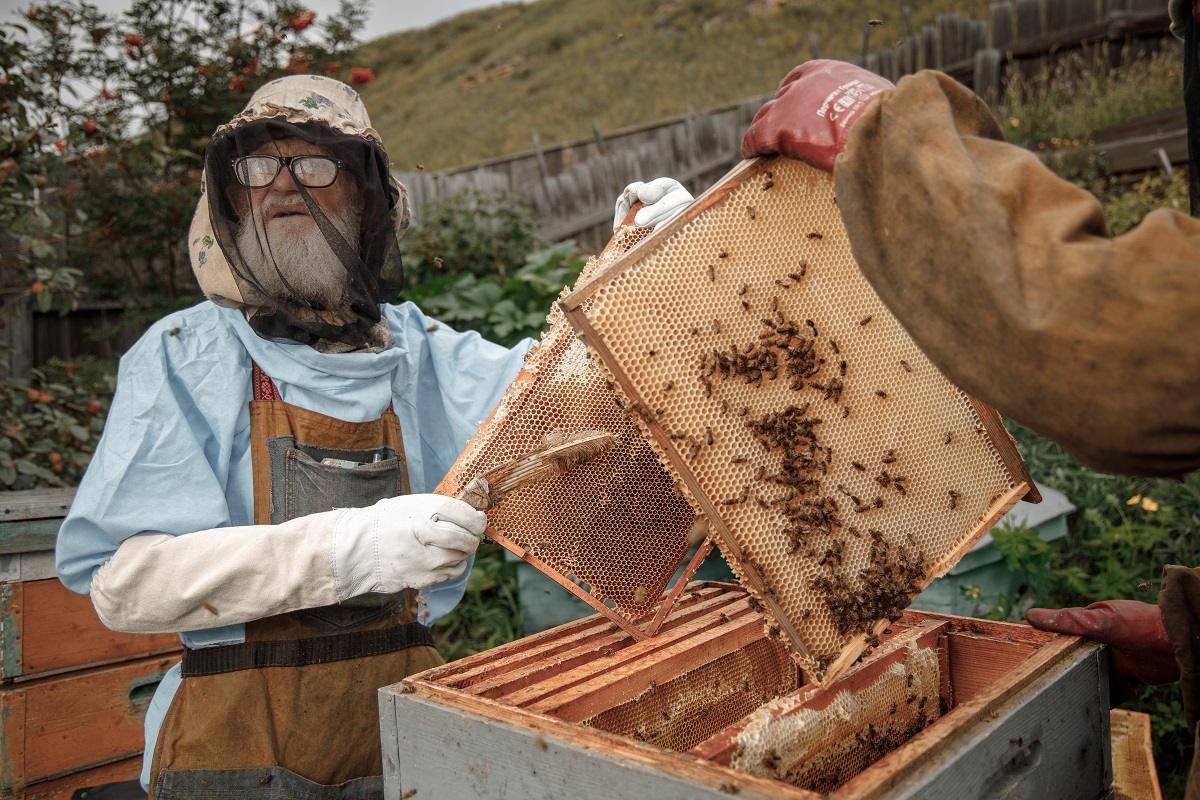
1026, 600, 1178, 704
613, 177, 694, 231
741, 60, 894, 172
332, 494, 483, 598
90, 493, 484, 634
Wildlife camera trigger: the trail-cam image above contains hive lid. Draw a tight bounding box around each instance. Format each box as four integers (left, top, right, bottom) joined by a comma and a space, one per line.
559, 155, 1037, 684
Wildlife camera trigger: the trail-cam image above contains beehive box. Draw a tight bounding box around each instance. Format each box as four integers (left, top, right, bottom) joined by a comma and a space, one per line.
382, 582, 1110, 799
0, 488, 182, 798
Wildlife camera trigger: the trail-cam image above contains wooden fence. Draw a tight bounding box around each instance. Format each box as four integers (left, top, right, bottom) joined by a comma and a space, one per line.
392, 0, 1172, 255
394, 96, 768, 255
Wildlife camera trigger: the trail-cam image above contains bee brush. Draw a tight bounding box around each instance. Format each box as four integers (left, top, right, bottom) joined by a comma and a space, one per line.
454, 430, 615, 511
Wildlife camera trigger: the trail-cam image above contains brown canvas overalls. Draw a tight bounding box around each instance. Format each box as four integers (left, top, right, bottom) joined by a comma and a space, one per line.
149, 364, 442, 798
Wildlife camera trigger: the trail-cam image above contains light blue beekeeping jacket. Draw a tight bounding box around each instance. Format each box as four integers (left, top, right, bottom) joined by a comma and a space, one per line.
55, 300, 532, 786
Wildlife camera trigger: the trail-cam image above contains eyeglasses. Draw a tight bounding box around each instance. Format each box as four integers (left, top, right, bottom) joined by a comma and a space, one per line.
231, 154, 342, 188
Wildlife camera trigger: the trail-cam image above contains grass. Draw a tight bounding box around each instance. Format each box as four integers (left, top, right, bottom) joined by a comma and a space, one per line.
356, 0, 991, 171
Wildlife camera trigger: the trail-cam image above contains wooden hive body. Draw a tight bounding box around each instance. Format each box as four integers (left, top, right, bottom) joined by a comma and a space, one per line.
382, 582, 1111, 799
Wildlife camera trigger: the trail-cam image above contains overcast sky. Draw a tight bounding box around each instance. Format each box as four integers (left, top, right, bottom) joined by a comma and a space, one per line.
0, 0, 512, 41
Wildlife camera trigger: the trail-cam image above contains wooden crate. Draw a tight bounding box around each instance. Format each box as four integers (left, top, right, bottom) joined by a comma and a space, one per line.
1, 578, 182, 681
1, 488, 182, 797
382, 582, 1112, 799
1, 653, 174, 788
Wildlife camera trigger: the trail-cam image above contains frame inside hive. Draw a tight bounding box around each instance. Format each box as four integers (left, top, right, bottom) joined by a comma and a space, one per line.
398, 582, 1088, 799
559, 155, 1037, 684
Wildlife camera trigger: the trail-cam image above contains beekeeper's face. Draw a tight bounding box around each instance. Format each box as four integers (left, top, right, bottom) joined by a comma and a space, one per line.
231, 137, 362, 315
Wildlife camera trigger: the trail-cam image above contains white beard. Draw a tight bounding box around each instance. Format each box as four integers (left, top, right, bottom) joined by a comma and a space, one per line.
235, 196, 362, 314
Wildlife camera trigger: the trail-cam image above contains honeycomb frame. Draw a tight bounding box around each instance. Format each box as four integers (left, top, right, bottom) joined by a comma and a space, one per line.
560, 156, 1037, 684
435, 227, 710, 640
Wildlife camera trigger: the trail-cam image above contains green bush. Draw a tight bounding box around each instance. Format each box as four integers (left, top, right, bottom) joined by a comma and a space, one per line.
0, 357, 115, 489
398, 189, 587, 347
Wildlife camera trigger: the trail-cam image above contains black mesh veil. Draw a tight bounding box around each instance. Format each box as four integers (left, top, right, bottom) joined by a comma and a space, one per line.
205, 119, 404, 348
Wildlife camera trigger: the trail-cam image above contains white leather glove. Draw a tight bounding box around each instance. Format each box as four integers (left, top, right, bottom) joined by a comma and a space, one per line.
332, 494, 483, 600
613, 177, 694, 231
90, 493, 484, 634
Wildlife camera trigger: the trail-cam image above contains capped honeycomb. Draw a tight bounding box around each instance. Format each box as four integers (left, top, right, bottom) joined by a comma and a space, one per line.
730, 638, 940, 793
581, 634, 797, 752
435, 226, 702, 636
561, 156, 1034, 682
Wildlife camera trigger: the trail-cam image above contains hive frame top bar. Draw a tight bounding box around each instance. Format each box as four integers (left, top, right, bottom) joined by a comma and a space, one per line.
559, 155, 1037, 685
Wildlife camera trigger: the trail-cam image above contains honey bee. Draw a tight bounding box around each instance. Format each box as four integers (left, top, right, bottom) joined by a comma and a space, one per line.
869, 18, 883, 26
746, 206, 756, 219
944, 432, 953, 444
851, 461, 866, 471
806, 232, 824, 240
875, 390, 888, 398
806, 319, 818, 337
763, 180, 774, 191
829, 339, 839, 354
948, 489, 961, 510
899, 359, 912, 372
708, 264, 716, 281
718, 249, 729, 258
859, 314, 873, 326
737, 283, 748, 296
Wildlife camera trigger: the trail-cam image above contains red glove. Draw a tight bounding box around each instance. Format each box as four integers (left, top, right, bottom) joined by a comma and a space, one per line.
740, 60, 894, 171
1026, 601, 1179, 702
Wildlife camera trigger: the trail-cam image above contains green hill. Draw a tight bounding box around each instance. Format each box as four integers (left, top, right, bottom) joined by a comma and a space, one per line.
356, 0, 981, 171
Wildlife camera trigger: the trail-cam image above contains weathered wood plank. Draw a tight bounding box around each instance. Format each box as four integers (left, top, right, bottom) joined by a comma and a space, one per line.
15, 578, 181, 680
0, 489, 74, 523
2, 653, 175, 787
0, 519, 59, 557
22, 755, 143, 800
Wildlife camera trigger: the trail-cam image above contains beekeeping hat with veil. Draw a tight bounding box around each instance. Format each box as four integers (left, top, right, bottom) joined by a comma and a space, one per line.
188, 75, 412, 350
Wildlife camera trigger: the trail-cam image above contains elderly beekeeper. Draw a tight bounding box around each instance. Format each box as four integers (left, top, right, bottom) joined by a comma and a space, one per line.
55, 75, 690, 798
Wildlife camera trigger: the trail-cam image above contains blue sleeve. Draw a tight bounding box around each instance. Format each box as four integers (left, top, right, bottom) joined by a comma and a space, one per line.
55, 308, 253, 595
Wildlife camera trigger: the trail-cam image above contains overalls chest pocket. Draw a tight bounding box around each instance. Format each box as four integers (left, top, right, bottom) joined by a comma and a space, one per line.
266, 435, 404, 523
266, 435, 408, 634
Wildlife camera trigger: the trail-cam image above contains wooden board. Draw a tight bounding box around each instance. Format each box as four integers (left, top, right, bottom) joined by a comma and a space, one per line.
0, 579, 182, 681
1110, 709, 1162, 800
5, 757, 143, 800
1, 654, 174, 788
